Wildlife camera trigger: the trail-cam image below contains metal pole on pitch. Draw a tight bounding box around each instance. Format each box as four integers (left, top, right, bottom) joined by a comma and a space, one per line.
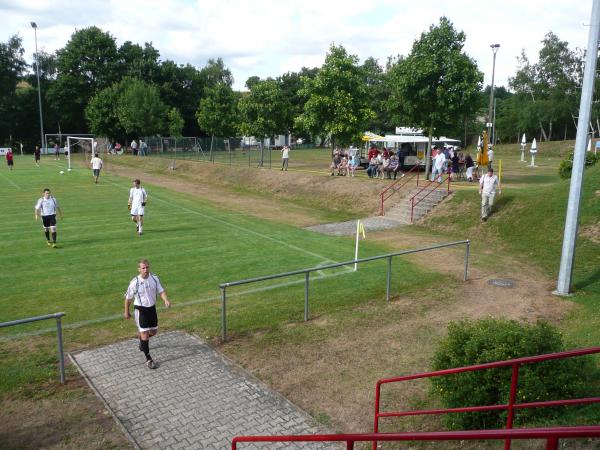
56, 316, 65, 384
221, 287, 227, 341
304, 272, 310, 321
556, 0, 600, 295
354, 220, 360, 271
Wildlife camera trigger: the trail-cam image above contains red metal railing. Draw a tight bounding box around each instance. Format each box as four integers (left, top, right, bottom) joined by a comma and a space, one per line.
379, 164, 421, 216
409, 172, 452, 222
232, 426, 600, 449
373, 346, 600, 450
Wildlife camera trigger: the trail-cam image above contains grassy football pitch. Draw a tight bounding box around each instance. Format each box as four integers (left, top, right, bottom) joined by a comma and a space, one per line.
0, 156, 443, 342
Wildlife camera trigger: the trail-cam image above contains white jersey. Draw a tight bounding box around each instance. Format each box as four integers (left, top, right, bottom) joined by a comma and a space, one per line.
125, 274, 165, 307
282, 148, 289, 159
90, 157, 103, 170
480, 174, 499, 195
129, 187, 147, 207
35, 197, 59, 216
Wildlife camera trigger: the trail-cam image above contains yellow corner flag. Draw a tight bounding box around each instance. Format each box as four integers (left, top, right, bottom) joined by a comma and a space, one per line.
359, 220, 366, 239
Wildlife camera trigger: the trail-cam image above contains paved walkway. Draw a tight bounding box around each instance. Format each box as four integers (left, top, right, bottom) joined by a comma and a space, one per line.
305, 216, 406, 236
71, 331, 339, 450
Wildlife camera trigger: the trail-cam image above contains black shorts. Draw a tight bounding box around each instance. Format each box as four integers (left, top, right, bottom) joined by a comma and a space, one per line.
134, 305, 158, 330
42, 214, 57, 228
7, 160, 13, 166
93, 169, 100, 176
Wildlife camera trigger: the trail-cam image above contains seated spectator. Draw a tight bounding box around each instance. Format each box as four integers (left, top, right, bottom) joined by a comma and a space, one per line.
366, 156, 379, 178
368, 146, 379, 161
381, 154, 391, 179
382, 147, 390, 159
348, 154, 359, 177
338, 156, 348, 176
388, 154, 404, 179
330, 153, 342, 176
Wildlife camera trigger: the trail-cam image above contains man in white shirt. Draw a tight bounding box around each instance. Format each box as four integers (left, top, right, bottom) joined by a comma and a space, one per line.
431, 151, 446, 182
128, 179, 148, 236
131, 139, 138, 156
281, 145, 290, 171
487, 145, 494, 168
479, 167, 499, 221
90, 153, 103, 184
124, 259, 172, 369
34, 188, 63, 247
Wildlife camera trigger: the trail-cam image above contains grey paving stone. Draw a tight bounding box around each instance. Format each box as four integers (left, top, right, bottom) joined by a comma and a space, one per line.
72, 331, 340, 449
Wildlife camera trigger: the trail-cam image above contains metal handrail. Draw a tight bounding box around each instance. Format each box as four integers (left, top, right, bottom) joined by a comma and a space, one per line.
0, 312, 66, 383
219, 240, 470, 341
379, 164, 421, 216
232, 426, 600, 449
409, 173, 452, 222
373, 346, 600, 450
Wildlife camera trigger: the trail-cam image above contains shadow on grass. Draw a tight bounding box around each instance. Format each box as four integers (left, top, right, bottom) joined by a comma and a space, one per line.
573, 267, 600, 292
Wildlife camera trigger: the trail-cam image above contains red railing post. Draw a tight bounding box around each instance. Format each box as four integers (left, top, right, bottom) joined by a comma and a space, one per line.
410, 197, 414, 223
447, 173, 451, 193
373, 381, 381, 450
380, 192, 384, 216
347, 440, 354, 449
546, 437, 559, 450
504, 364, 521, 450
416, 168, 419, 186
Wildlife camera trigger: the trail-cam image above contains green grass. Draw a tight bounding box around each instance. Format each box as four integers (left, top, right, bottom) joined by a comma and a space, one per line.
0, 154, 442, 349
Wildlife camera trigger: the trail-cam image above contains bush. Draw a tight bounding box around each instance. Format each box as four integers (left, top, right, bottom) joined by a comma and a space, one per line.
431, 319, 593, 430
558, 151, 599, 179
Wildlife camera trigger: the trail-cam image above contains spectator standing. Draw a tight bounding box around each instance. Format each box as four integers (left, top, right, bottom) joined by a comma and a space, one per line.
281, 145, 290, 171
451, 153, 460, 181
34, 145, 41, 166
54, 143, 60, 160
431, 151, 446, 182
487, 145, 494, 168
465, 153, 475, 181
6, 148, 14, 170
479, 167, 499, 222
124, 259, 172, 369
131, 139, 138, 156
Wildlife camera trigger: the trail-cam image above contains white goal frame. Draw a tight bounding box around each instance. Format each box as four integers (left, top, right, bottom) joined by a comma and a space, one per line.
66, 136, 96, 171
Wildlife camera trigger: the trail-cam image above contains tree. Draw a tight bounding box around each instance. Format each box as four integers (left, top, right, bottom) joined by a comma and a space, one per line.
387, 17, 482, 176
277, 67, 319, 139
361, 57, 393, 134
196, 82, 239, 138
116, 78, 167, 137
0, 35, 26, 145
238, 78, 285, 140
296, 44, 374, 150
168, 107, 184, 138
85, 83, 124, 140
117, 41, 161, 82
48, 27, 119, 133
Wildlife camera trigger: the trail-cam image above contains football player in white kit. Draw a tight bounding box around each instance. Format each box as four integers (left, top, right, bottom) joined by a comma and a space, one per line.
128, 179, 148, 236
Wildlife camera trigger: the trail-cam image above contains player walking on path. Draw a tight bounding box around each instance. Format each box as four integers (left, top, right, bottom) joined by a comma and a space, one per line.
479, 167, 499, 222
34, 145, 41, 167
90, 153, 103, 183
6, 149, 14, 170
124, 259, 172, 369
34, 188, 63, 248
128, 179, 148, 236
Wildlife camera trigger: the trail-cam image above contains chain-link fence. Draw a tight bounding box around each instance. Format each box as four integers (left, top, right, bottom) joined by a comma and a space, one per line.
141, 136, 301, 169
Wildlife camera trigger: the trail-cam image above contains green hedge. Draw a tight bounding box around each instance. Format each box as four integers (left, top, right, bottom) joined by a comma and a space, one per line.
559, 150, 599, 179
431, 319, 593, 430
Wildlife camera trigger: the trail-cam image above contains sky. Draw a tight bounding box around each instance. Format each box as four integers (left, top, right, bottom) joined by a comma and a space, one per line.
0, 0, 594, 91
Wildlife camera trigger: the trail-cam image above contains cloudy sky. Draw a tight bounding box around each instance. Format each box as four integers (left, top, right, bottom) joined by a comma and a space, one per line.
0, 0, 594, 90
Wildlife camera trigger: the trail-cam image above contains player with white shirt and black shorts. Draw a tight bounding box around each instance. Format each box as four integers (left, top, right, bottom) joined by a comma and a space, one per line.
128, 179, 148, 236
34, 188, 63, 248
124, 259, 172, 369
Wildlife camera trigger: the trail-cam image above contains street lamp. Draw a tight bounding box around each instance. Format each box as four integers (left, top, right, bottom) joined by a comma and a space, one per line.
31, 21, 45, 151
487, 44, 500, 144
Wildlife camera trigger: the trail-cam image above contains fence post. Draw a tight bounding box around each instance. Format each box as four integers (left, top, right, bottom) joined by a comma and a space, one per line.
545, 437, 559, 450
410, 197, 414, 223
221, 287, 227, 341
346, 441, 354, 450
380, 192, 384, 216
56, 316, 65, 384
464, 240, 470, 281
386, 256, 392, 302
504, 363, 520, 450
373, 381, 381, 450
304, 272, 310, 321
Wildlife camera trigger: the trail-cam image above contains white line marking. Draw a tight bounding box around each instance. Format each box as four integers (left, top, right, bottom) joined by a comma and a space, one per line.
0, 172, 21, 189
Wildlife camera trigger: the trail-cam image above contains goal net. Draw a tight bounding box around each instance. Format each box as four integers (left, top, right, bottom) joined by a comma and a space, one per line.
66, 136, 96, 171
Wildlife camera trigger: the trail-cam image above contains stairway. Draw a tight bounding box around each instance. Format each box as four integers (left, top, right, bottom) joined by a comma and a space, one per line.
384, 185, 450, 224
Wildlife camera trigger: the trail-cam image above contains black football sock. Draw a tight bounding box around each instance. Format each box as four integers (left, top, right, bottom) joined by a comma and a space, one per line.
51, 232, 57, 243
140, 339, 151, 360
45, 230, 50, 241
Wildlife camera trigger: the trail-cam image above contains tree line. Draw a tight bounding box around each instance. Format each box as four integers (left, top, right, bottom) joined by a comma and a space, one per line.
0, 17, 591, 151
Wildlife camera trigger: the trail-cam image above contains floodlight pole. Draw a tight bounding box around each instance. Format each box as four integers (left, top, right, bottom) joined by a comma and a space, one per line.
487, 44, 500, 140
31, 22, 45, 151
555, 0, 600, 295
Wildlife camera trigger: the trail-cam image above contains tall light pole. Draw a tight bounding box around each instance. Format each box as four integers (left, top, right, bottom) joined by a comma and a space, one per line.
487, 44, 500, 143
31, 22, 45, 151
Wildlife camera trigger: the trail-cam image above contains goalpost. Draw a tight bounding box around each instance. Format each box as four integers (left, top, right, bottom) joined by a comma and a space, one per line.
66, 136, 96, 171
